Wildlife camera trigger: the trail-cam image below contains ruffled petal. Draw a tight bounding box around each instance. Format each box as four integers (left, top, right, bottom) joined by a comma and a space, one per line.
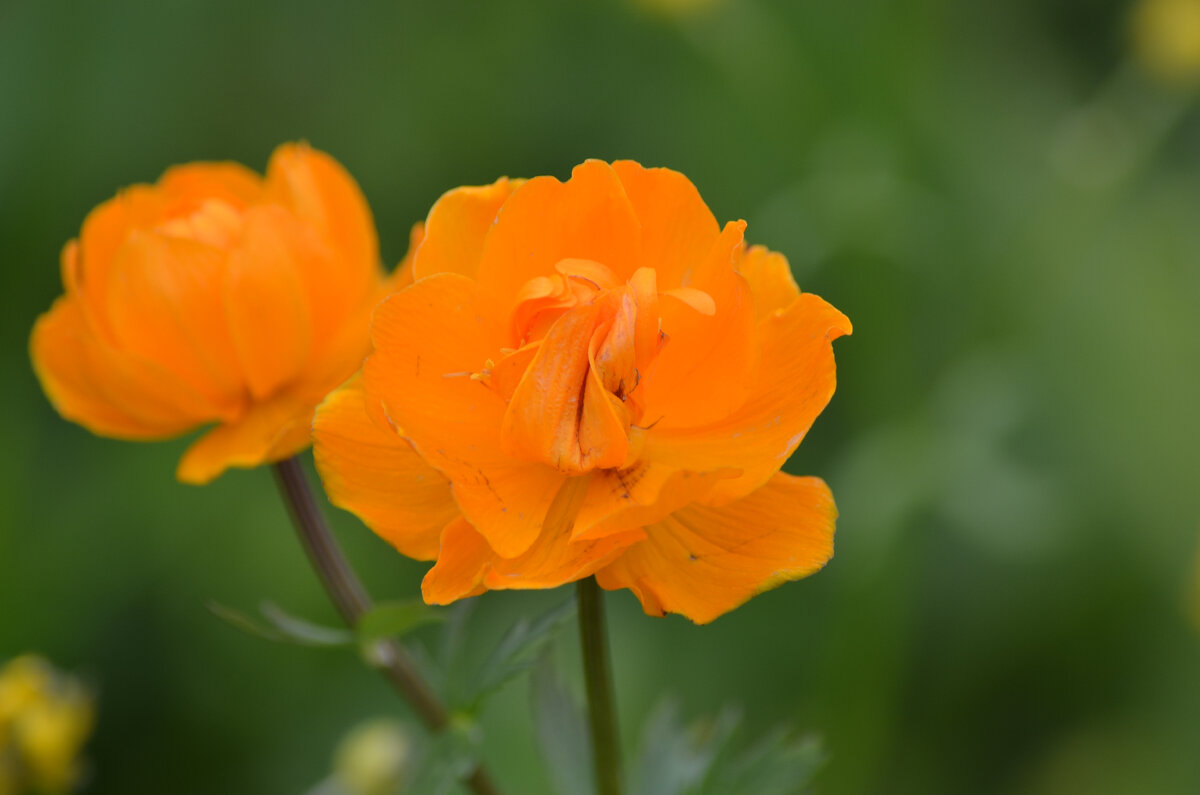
571, 462, 738, 541
641, 292, 850, 504
595, 473, 836, 624
176, 393, 313, 484
476, 161, 642, 316
411, 179, 521, 281
224, 206, 312, 400
312, 375, 456, 560
364, 273, 560, 557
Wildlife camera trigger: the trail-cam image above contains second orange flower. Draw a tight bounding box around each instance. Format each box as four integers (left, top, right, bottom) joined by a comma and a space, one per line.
314, 160, 851, 623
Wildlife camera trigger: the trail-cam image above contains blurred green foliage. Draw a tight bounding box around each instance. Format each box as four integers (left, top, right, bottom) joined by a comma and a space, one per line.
2, 0, 1199, 792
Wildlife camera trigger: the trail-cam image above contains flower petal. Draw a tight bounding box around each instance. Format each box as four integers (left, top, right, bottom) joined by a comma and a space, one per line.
176, 393, 313, 484
571, 462, 738, 541
104, 231, 244, 416
610, 160, 721, 288
411, 179, 521, 281
736, 245, 801, 320
224, 206, 313, 400
641, 222, 758, 429
595, 473, 836, 624
264, 142, 379, 283
476, 161, 641, 316
312, 375, 456, 560
159, 161, 263, 208
422, 512, 645, 605
642, 292, 851, 503
31, 296, 217, 438
364, 273, 561, 557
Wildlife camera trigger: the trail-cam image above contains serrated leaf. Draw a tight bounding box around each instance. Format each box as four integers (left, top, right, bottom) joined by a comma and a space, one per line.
405, 722, 480, 795
258, 601, 355, 647
357, 600, 444, 645
699, 729, 824, 795
465, 596, 577, 709
531, 652, 595, 795
629, 699, 741, 795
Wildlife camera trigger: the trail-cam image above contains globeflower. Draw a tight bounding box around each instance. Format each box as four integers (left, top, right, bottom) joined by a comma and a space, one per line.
30, 143, 398, 484
314, 160, 851, 623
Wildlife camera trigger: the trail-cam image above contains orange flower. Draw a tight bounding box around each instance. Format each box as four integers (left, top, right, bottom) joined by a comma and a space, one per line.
30, 143, 403, 484
313, 161, 851, 623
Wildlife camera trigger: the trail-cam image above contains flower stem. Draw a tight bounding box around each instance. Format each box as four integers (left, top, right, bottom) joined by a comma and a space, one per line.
272, 456, 500, 795
577, 576, 623, 795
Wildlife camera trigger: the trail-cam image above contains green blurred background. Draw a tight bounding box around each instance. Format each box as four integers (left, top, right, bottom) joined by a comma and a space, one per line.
3, 0, 1200, 792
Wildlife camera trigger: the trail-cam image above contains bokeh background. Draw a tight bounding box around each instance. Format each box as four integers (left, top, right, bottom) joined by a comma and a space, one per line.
3, 0, 1200, 792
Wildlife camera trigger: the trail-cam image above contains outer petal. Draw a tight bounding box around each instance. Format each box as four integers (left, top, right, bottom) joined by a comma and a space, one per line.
312, 375, 457, 560
176, 393, 314, 484
31, 296, 217, 438
264, 142, 379, 283
388, 222, 425, 291
158, 162, 263, 209
476, 161, 642, 317
103, 231, 244, 417
610, 160, 720, 288
422, 514, 644, 605
224, 206, 312, 400
411, 179, 521, 281
595, 473, 836, 624
364, 273, 562, 557
736, 245, 801, 320
571, 461, 738, 541
642, 292, 851, 503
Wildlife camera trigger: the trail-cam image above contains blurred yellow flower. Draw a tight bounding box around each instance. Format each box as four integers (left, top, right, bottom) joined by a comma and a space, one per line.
1132, 0, 1200, 82
0, 657, 94, 795
333, 719, 412, 795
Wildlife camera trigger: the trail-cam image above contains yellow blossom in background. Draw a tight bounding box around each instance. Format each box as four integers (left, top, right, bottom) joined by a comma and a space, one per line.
1132, 0, 1200, 82
333, 719, 412, 795
0, 657, 94, 795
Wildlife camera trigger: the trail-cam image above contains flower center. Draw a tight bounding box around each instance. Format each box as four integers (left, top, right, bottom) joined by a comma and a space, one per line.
476, 261, 713, 474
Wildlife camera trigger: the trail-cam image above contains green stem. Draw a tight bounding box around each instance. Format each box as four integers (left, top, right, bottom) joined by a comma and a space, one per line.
272, 456, 501, 795
577, 576, 623, 795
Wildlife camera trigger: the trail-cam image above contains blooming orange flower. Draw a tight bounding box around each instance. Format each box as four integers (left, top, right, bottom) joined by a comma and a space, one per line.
31, 143, 405, 484
314, 160, 851, 623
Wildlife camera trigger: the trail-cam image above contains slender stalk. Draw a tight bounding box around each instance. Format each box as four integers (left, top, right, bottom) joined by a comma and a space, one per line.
577, 576, 623, 795
272, 457, 500, 795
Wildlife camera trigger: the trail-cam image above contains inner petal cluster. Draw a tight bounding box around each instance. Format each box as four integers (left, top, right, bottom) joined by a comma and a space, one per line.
477, 261, 712, 475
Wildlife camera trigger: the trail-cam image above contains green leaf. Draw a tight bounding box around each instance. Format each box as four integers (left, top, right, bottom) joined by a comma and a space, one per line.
530, 652, 594, 795
629, 699, 740, 795
258, 601, 355, 647
357, 600, 444, 645
464, 595, 577, 709
207, 601, 287, 643
698, 729, 824, 795
405, 721, 481, 795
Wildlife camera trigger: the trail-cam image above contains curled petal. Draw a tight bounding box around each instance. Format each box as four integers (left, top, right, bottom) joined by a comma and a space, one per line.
595, 473, 836, 624
176, 393, 314, 484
